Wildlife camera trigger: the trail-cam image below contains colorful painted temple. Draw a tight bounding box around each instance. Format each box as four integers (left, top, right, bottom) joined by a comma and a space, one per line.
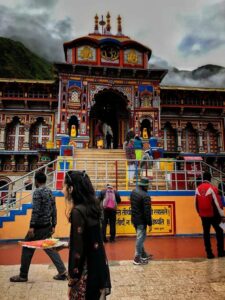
0, 13, 225, 187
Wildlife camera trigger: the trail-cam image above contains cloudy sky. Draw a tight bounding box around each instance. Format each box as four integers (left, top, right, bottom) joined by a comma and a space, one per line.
0, 0, 225, 86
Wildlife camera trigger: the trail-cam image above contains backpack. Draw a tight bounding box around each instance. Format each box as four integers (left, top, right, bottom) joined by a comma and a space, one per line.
103, 188, 117, 210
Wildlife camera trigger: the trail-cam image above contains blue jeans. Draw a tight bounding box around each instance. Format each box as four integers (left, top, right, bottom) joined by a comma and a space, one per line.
134, 224, 147, 257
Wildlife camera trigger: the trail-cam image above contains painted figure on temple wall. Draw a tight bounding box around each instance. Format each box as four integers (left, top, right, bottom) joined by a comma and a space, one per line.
80, 46, 93, 60
140, 93, 152, 107
127, 49, 138, 64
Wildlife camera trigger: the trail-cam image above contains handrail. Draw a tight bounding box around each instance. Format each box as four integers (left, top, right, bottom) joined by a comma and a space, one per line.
1, 157, 225, 216
0, 158, 58, 191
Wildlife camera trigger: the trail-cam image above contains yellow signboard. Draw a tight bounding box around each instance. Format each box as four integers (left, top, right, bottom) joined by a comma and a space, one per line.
114, 201, 175, 236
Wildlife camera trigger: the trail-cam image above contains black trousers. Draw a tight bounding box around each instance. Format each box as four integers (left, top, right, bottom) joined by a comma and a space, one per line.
20, 226, 66, 278
102, 210, 116, 241
201, 217, 224, 255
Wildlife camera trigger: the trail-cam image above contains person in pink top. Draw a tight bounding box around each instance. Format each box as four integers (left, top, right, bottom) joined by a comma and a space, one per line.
195, 171, 225, 259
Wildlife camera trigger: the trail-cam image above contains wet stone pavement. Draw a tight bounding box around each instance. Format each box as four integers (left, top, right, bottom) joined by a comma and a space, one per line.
1, 258, 225, 300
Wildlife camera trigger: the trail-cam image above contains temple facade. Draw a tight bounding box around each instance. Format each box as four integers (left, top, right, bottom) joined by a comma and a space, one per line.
0, 13, 225, 186
55, 13, 166, 149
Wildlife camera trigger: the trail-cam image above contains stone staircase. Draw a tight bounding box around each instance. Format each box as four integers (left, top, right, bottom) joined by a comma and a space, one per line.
152, 170, 169, 190
73, 149, 170, 190
74, 149, 127, 190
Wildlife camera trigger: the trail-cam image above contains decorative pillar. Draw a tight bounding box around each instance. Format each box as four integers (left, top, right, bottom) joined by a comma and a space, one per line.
37, 153, 44, 168
94, 14, 99, 34
57, 79, 62, 134
198, 130, 204, 152
106, 12, 111, 34
11, 155, 16, 172
177, 128, 182, 152
217, 131, 222, 153
24, 155, 29, 172
22, 125, 30, 150
0, 124, 6, 150
135, 114, 139, 135
117, 15, 122, 35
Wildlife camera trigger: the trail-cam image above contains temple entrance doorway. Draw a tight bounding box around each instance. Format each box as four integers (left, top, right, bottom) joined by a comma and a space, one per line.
89, 89, 130, 149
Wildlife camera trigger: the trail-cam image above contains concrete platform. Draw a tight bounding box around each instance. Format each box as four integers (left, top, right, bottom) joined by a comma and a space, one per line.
1, 237, 225, 299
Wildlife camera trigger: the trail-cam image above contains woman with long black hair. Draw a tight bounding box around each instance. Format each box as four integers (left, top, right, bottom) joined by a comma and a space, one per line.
63, 170, 111, 300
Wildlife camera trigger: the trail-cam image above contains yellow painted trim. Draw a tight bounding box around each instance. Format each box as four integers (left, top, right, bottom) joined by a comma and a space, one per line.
125, 161, 128, 190
0, 78, 55, 84
160, 85, 225, 92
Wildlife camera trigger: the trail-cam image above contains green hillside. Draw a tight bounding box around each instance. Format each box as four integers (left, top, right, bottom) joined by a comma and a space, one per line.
0, 37, 54, 79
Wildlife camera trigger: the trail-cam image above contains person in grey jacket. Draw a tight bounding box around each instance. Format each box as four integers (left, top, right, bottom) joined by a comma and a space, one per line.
130, 177, 152, 265
10, 172, 67, 282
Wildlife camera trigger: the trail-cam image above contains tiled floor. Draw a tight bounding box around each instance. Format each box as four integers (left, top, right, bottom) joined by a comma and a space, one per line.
1, 237, 225, 299
0, 236, 216, 265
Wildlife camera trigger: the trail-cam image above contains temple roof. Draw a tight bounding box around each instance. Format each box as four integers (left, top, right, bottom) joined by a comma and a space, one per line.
64, 13, 152, 60
55, 63, 167, 81
63, 34, 152, 60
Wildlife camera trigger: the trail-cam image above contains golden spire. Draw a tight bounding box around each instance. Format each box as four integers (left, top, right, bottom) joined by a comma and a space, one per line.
117, 15, 122, 35
106, 12, 111, 33
99, 15, 106, 35
94, 14, 99, 33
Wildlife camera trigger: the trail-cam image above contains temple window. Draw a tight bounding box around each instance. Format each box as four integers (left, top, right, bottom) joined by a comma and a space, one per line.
181, 123, 197, 153
28, 86, 48, 98
70, 90, 80, 103
203, 123, 218, 153
29, 117, 50, 149
5, 117, 24, 151
163, 123, 176, 151
3, 86, 23, 97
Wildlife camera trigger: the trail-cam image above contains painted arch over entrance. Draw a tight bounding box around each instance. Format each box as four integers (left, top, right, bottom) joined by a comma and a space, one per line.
90, 88, 130, 148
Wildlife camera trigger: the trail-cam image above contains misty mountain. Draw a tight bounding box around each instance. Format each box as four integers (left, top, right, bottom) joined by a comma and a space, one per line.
0, 37, 54, 79
150, 54, 225, 88
192, 65, 225, 80
160, 64, 225, 88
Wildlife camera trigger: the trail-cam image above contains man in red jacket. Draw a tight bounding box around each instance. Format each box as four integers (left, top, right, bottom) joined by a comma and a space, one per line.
195, 171, 225, 259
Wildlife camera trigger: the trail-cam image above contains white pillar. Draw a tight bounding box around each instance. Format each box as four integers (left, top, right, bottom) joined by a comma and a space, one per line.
198, 130, 204, 152
22, 125, 30, 150
177, 128, 182, 151
0, 125, 6, 150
